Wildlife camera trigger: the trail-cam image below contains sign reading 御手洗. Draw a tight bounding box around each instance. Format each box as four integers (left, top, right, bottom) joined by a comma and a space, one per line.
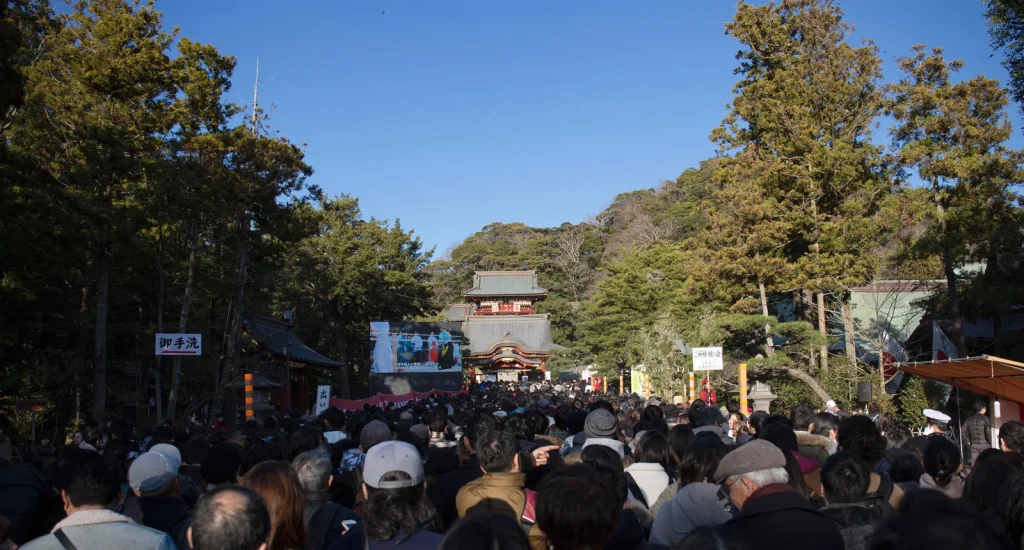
155, 333, 202, 356
692, 347, 724, 371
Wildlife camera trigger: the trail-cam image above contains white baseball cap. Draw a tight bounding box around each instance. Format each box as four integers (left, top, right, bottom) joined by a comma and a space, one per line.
363, 441, 424, 489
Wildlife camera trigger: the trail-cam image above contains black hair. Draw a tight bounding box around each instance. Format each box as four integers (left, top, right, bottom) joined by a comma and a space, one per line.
285, 429, 324, 461
747, 410, 768, 436
693, 406, 724, 429
1000, 471, 1024, 547
870, 489, 1012, 550
821, 451, 870, 504
973, 401, 988, 414
837, 415, 887, 469
642, 405, 664, 421
567, 410, 588, 435
440, 509, 530, 550
642, 417, 669, 437
677, 433, 729, 486
64, 452, 121, 508
202, 442, 243, 485
675, 526, 752, 550
790, 404, 816, 431
667, 424, 694, 473
889, 453, 925, 485
634, 431, 669, 471
761, 422, 800, 455
428, 414, 447, 435
477, 429, 517, 473
464, 414, 496, 451
922, 437, 961, 488
761, 414, 791, 430
1000, 421, 1024, 454
264, 415, 278, 430
810, 412, 838, 437
687, 399, 706, 425
554, 406, 574, 431
587, 400, 614, 414
191, 485, 271, 550
239, 437, 271, 476
523, 411, 546, 438
504, 416, 533, 442
363, 471, 436, 542
884, 423, 911, 450
536, 465, 620, 550
964, 451, 1024, 515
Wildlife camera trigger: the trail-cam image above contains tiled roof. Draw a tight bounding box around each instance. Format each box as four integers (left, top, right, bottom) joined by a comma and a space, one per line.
244, 316, 343, 369
443, 304, 473, 322
463, 314, 562, 356
464, 271, 547, 297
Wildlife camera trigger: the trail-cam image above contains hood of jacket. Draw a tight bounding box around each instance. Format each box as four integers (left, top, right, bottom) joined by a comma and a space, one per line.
920, 473, 964, 499
667, 482, 735, 533
796, 432, 834, 452
692, 425, 736, 446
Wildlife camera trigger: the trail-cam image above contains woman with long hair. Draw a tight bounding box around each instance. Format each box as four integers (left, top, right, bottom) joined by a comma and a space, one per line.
921, 436, 964, 498
241, 460, 307, 550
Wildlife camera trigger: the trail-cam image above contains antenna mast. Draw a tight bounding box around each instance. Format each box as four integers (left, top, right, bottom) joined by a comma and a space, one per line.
250, 58, 260, 134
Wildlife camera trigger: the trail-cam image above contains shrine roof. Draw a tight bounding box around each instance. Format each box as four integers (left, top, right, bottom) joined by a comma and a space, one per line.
244, 316, 343, 369
464, 271, 547, 297
464, 314, 565, 356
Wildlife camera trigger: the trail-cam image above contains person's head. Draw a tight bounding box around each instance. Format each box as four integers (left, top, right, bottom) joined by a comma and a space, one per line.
189, 485, 271, 550
554, 405, 573, 432
202, 442, 244, 488
678, 433, 729, 486
889, 452, 925, 485
667, 424, 694, 470
361, 441, 431, 542
128, 450, 180, 498
440, 509, 530, 550
747, 410, 768, 437
837, 415, 887, 470
633, 431, 669, 470
583, 409, 618, 440
727, 412, 746, 434
693, 406, 725, 429
477, 429, 519, 474
760, 422, 800, 455
291, 448, 333, 494
360, 420, 393, 452
62, 452, 122, 514
883, 423, 911, 450
1000, 421, 1024, 453
821, 451, 870, 504
922, 437, 962, 489
999, 471, 1024, 547
536, 465, 620, 550
72, 430, 84, 446
503, 416, 533, 442
973, 401, 988, 416
790, 404, 816, 431
870, 489, 1012, 550
713, 440, 788, 510
964, 451, 1024, 515
809, 412, 838, 440
240, 460, 307, 550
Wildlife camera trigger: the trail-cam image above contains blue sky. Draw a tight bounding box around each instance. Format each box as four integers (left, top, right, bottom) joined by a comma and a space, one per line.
156, 0, 1019, 255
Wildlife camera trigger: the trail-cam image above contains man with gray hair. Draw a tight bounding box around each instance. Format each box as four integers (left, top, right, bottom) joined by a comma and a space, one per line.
292, 449, 361, 550
715, 440, 842, 550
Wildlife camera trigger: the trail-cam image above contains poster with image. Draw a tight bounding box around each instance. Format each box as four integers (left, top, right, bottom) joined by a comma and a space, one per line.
370, 321, 464, 373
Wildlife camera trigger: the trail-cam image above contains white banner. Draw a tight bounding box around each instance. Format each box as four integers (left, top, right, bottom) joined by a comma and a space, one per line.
155, 333, 201, 356
315, 385, 331, 415
692, 347, 724, 371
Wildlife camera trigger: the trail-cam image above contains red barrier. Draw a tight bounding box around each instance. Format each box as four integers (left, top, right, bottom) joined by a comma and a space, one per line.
329, 389, 465, 411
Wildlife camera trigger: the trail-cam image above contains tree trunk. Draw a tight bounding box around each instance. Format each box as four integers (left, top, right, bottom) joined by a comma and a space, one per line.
842, 297, 856, 364
92, 246, 111, 423
785, 367, 832, 405
214, 235, 248, 422
154, 263, 165, 423
75, 285, 90, 426
167, 242, 198, 420
817, 292, 829, 369
334, 300, 351, 399
942, 257, 967, 357
759, 279, 775, 357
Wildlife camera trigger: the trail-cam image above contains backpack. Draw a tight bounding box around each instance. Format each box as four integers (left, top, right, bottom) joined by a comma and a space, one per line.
862, 473, 896, 515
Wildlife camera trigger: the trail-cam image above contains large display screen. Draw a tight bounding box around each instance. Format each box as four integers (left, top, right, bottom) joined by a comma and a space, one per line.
370, 321, 464, 373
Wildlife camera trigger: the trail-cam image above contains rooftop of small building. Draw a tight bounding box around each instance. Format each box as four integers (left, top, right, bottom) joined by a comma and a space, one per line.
464, 270, 548, 297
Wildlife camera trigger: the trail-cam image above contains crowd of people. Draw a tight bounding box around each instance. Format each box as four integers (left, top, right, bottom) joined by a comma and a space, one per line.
2, 382, 1024, 550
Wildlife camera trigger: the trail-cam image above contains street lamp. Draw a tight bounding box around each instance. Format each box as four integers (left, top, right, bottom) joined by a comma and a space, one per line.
283, 307, 296, 411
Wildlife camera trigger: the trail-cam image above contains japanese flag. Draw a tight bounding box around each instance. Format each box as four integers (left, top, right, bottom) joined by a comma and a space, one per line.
881, 330, 907, 375
932, 321, 959, 361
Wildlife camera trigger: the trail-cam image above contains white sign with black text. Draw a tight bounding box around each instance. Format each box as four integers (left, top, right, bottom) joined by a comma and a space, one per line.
692, 346, 724, 371
315, 385, 331, 415
155, 333, 202, 356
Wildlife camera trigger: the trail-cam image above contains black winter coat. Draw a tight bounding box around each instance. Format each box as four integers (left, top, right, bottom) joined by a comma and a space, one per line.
723, 486, 844, 550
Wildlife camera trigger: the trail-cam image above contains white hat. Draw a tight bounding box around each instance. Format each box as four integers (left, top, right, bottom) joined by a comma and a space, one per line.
825, 400, 837, 409
923, 409, 951, 423
363, 441, 424, 489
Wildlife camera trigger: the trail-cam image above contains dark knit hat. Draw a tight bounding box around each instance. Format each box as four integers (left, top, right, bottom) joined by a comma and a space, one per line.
584, 409, 618, 439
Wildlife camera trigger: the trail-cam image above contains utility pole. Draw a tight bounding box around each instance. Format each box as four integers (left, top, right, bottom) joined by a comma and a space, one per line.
250, 58, 260, 134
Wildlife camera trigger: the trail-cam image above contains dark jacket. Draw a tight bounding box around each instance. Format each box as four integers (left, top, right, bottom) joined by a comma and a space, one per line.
964, 413, 992, 451
427, 455, 482, 529
0, 463, 60, 545
304, 492, 361, 550
122, 496, 191, 549
723, 484, 843, 550
818, 502, 885, 550
330, 530, 443, 550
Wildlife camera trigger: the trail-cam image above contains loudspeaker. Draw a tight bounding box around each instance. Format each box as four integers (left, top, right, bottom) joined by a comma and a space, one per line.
857, 381, 872, 403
